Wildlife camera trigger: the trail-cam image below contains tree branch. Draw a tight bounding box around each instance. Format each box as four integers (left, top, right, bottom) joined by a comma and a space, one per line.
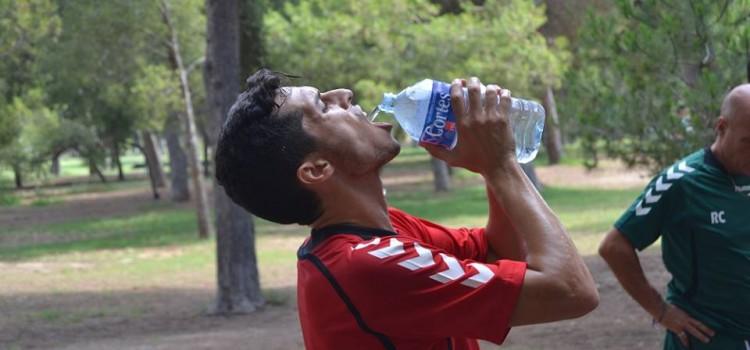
732, 11, 750, 26
713, 0, 731, 25
186, 57, 205, 74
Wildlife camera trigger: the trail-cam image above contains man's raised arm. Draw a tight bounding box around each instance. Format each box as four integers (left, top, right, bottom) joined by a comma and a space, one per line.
484, 160, 598, 325
424, 77, 598, 326
484, 185, 526, 262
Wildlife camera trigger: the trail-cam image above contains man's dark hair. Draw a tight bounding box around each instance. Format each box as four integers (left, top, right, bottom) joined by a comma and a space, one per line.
215, 69, 322, 225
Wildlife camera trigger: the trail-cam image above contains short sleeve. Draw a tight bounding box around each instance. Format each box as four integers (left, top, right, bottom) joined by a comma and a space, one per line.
388, 207, 488, 261
341, 235, 526, 344
615, 170, 682, 251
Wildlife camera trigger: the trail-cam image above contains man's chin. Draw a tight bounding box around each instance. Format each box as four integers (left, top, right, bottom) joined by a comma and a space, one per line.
392, 141, 402, 156
374, 142, 401, 169
385, 142, 401, 162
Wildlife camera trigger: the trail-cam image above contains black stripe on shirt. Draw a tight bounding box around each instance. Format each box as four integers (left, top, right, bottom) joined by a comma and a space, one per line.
299, 253, 396, 350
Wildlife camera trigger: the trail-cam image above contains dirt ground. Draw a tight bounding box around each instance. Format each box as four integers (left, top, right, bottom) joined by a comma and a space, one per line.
1, 163, 667, 350
1, 254, 668, 350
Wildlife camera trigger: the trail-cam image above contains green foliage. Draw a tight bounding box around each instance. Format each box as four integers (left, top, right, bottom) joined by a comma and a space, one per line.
1, 0, 567, 186
0, 0, 61, 163
265, 0, 568, 109
0, 87, 106, 184
0, 0, 61, 99
0, 89, 62, 177
410, 0, 569, 95
0, 191, 20, 206
130, 64, 182, 130
30, 196, 61, 207
45, 0, 159, 141
563, 0, 750, 171
0, 97, 20, 149
167, 0, 206, 64
264, 0, 428, 91
0, 0, 207, 185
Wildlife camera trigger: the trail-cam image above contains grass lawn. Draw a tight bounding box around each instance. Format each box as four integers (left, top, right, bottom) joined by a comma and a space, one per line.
0, 179, 151, 208
0, 149, 155, 207
0, 183, 640, 264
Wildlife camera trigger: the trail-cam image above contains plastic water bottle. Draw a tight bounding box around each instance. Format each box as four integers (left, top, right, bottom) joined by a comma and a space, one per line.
371, 79, 545, 163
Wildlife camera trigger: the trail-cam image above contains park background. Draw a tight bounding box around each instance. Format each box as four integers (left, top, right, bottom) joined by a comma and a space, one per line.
1, 0, 748, 349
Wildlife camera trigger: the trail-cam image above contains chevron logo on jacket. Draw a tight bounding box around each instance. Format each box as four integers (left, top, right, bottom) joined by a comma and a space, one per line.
635, 161, 696, 216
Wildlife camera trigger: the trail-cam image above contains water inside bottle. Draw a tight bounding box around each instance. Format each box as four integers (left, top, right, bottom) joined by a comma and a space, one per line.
368, 106, 382, 122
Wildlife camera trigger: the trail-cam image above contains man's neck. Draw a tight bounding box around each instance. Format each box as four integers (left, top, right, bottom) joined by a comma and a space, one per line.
710, 141, 735, 175
310, 174, 392, 231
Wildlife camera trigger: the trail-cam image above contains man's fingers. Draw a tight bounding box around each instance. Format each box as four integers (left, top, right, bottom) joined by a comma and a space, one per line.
689, 318, 715, 337
467, 77, 483, 119
663, 305, 713, 345
675, 330, 689, 347
421, 142, 453, 163
684, 324, 711, 344
450, 79, 465, 119
485, 84, 500, 116
499, 88, 512, 112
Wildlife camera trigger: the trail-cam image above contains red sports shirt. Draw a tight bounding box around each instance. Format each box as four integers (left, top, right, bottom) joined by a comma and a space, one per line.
296, 207, 527, 350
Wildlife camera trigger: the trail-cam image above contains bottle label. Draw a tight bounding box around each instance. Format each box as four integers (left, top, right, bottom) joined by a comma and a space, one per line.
420, 81, 457, 149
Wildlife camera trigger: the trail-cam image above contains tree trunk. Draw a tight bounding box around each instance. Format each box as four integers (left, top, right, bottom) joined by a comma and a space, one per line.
160, 0, 213, 239
88, 157, 107, 183
164, 112, 190, 202
197, 126, 212, 177
213, 187, 262, 313
239, 0, 264, 78
203, 141, 211, 178
679, 62, 701, 88
142, 131, 166, 188
132, 140, 160, 200
431, 156, 452, 192
88, 160, 96, 177
141, 131, 162, 199
13, 164, 23, 189
542, 86, 563, 165
521, 163, 543, 192
50, 154, 60, 176
112, 143, 125, 181
205, 0, 264, 314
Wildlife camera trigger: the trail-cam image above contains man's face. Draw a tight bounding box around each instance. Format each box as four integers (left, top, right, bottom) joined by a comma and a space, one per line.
279, 86, 401, 175
717, 109, 750, 176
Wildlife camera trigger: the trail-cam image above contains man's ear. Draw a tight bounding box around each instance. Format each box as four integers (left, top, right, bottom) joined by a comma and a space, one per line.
298, 156, 334, 185
716, 116, 728, 136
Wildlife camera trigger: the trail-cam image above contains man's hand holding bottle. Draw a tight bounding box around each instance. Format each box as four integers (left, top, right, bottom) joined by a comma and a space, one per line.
422, 77, 518, 177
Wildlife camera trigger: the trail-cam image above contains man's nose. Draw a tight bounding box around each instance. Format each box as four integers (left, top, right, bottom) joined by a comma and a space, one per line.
321, 89, 353, 109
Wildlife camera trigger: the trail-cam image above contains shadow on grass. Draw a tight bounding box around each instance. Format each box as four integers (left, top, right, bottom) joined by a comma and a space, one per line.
1, 206, 309, 263
0, 286, 300, 350
0, 208, 203, 262
1, 184, 640, 262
